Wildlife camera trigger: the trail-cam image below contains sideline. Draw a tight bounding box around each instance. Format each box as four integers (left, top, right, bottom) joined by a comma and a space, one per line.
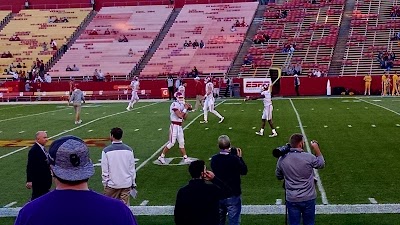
0, 108, 69, 123
357, 98, 400, 116
136, 100, 226, 171
289, 99, 329, 205
0, 102, 161, 160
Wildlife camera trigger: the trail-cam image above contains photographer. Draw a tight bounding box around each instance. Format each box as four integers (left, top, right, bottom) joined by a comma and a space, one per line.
174, 160, 227, 225
211, 135, 248, 225
275, 134, 325, 225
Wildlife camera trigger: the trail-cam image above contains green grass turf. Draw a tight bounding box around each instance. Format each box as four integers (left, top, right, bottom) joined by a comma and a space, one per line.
2, 214, 400, 225
0, 97, 399, 210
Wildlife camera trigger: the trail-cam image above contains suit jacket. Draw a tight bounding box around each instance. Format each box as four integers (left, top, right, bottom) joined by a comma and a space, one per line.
26, 143, 52, 190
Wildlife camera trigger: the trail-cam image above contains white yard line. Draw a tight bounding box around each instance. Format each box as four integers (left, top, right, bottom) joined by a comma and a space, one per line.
357, 98, 400, 116
0, 102, 160, 160
136, 100, 226, 172
3, 202, 17, 208
289, 99, 329, 205
0, 108, 69, 123
4, 204, 400, 217
0, 105, 28, 111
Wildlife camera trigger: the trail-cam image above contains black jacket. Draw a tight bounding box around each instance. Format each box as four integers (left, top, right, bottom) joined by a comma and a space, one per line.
26, 143, 52, 191
211, 153, 248, 198
174, 178, 225, 225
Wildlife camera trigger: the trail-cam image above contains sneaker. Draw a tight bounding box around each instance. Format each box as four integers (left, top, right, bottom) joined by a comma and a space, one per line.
74, 121, 78, 125
126, 107, 131, 111
269, 133, 278, 138
77, 120, 82, 124
183, 158, 192, 164
157, 156, 166, 164
218, 117, 225, 123
200, 120, 208, 124
255, 131, 264, 136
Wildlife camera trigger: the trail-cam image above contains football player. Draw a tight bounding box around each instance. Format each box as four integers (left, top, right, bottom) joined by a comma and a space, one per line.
245, 83, 278, 137
158, 92, 192, 164
200, 76, 224, 124
126, 76, 140, 110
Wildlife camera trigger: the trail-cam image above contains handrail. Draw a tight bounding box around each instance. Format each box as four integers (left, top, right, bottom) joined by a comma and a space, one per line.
102, 1, 172, 7
22, 3, 92, 10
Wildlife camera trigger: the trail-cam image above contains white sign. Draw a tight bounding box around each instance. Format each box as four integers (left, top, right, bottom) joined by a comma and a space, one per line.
243, 78, 272, 93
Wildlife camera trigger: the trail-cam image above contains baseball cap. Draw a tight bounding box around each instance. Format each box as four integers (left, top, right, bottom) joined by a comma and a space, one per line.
48, 136, 94, 181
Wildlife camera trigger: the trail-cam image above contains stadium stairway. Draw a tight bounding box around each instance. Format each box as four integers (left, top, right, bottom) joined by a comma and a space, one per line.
132, 8, 182, 77
327, 0, 356, 76
228, 4, 267, 77
44, 10, 97, 74
0, 12, 12, 32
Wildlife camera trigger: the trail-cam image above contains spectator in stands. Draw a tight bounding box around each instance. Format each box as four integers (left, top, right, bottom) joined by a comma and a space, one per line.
91, 0, 95, 10
280, 10, 288, 19
240, 18, 246, 27
17, 63, 22, 69
25, 0, 30, 9
294, 63, 302, 75
63, 36, 68, 52
25, 80, 32, 91
48, 16, 57, 23
9, 34, 20, 41
311, 0, 317, 4
199, 40, 205, 49
66, 65, 72, 71
42, 42, 48, 51
6, 51, 13, 58
104, 28, 111, 35
188, 40, 192, 47
89, 29, 98, 35
230, 26, 236, 32
9, 63, 15, 72
39, 60, 45, 77
288, 45, 295, 54
183, 40, 189, 48
34, 75, 43, 83
192, 66, 199, 77
262, 33, 270, 43
111, 29, 118, 35
44, 73, 51, 83
118, 35, 128, 42
93, 69, 100, 81
105, 73, 111, 82
72, 64, 79, 71
220, 27, 224, 32
243, 57, 252, 66
235, 20, 240, 27
50, 39, 57, 50
1, 52, 7, 58
12, 71, 19, 81
22, 63, 27, 68
60, 17, 69, 23
193, 40, 199, 49
98, 69, 104, 81
128, 48, 134, 57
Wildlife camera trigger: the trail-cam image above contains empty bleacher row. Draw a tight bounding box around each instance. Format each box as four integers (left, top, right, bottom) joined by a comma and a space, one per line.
0, 8, 92, 79
241, 0, 344, 77
340, 0, 399, 76
49, 5, 173, 79
140, 2, 258, 77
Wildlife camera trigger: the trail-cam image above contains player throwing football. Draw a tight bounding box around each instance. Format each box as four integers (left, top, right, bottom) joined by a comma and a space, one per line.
200, 77, 224, 124
126, 76, 140, 111
245, 83, 278, 137
158, 92, 192, 164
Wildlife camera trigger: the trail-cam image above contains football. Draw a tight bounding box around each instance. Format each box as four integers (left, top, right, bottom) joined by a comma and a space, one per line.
185, 103, 193, 111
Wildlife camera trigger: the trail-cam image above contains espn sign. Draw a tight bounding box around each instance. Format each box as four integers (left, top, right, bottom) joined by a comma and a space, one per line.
243, 78, 272, 93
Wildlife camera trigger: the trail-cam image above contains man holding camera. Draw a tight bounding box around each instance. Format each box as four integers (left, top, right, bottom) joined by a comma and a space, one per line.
275, 134, 325, 225
211, 135, 248, 225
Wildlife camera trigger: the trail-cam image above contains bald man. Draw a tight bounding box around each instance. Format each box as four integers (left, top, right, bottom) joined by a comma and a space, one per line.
26, 131, 52, 200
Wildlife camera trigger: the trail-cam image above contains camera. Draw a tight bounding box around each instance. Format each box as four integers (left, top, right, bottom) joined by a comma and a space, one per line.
230, 147, 238, 156
272, 143, 291, 158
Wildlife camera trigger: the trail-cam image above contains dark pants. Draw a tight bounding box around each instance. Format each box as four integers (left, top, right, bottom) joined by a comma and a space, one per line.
295, 85, 300, 96
31, 185, 50, 200
224, 85, 231, 97
168, 86, 174, 100
287, 199, 316, 225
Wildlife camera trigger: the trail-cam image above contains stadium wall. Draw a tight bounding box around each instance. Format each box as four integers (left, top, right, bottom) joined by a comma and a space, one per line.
2, 76, 383, 98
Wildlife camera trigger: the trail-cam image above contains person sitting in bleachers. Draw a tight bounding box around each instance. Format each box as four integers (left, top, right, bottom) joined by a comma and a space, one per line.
72, 64, 79, 71
17, 63, 22, 68
9, 34, 20, 41
22, 63, 27, 68
66, 65, 73, 71
50, 39, 57, 50
118, 35, 128, 42
60, 17, 69, 23
104, 28, 111, 35
220, 27, 225, 32
48, 16, 58, 23
294, 63, 302, 75
192, 40, 199, 49
128, 48, 134, 57
105, 73, 112, 82
98, 69, 104, 81
192, 66, 199, 77
42, 42, 48, 51
235, 20, 240, 27
240, 18, 246, 27
199, 40, 205, 49
44, 73, 52, 83
89, 29, 99, 35
262, 33, 270, 43
288, 45, 295, 54
280, 10, 288, 19
1, 52, 7, 58
243, 57, 252, 66
230, 26, 236, 32
6, 51, 13, 58
188, 40, 192, 47
183, 40, 189, 48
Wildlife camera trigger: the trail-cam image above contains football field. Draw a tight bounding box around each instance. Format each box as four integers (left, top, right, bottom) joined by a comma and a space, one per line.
0, 97, 399, 224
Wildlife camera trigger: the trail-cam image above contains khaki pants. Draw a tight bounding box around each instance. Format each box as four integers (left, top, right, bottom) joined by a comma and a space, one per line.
195, 95, 204, 110
104, 186, 131, 206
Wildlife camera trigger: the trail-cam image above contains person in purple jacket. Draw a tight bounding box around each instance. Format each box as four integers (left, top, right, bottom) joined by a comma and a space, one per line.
15, 135, 138, 225
276, 133, 325, 225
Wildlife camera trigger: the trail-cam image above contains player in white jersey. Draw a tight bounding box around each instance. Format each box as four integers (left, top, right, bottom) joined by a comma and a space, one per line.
178, 81, 186, 98
158, 92, 192, 164
199, 77, 224, 124
126, 76, 140, 111
245, 83, 278, 137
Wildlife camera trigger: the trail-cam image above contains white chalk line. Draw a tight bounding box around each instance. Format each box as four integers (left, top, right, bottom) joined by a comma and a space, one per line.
2, 204, 400, 217
289, 99, 329, 205
0, 105, 28, 111
2, 202, 17, 208
136, 100, 226, 172
0, 102, 160, 160
0, 107, 70, 123
356, 98, 400, 116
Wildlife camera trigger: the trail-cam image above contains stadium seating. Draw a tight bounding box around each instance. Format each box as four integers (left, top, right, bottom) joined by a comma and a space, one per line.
140, 2, 258, 77
340, 0, 398, 76
0, 8, 91, 79
0, 11, 11, 26
49, 5, 173, 80
241, 0, 344, 77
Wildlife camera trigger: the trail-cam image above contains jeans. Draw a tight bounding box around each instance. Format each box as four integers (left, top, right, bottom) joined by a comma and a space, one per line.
287, 199, 316, 225
219, 196, 241, 225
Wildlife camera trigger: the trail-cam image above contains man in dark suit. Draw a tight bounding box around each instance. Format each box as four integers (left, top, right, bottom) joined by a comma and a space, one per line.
26, 131, 52, 200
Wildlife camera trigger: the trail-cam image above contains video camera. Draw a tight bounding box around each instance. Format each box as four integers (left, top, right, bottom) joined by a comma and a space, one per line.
230, 147, 238, 156
272, 144, 291, 158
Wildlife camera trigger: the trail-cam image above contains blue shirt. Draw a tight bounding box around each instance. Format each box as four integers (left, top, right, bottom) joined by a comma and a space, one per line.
15, 189, 138, 225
